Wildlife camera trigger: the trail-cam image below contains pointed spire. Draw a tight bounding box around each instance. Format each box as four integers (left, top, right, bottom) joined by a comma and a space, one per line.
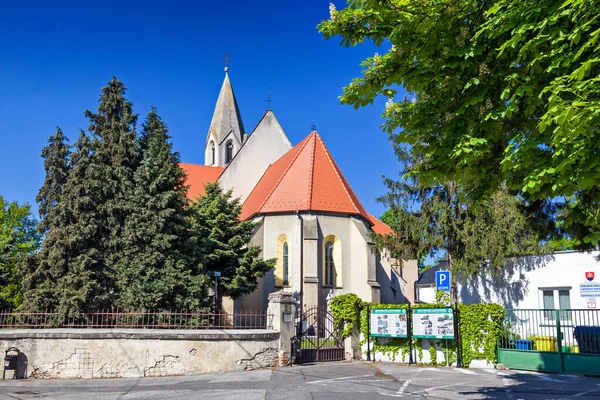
207, 67, 245, 145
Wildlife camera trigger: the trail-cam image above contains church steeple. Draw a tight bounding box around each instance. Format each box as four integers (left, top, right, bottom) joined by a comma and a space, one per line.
204, 64, 246, 167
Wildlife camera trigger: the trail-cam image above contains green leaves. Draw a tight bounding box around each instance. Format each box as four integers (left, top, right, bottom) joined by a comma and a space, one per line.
0, 196, 40, 308
320, 0, 600, 246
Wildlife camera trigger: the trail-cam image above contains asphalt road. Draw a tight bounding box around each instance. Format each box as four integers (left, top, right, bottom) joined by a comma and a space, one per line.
1, 362, 600, 399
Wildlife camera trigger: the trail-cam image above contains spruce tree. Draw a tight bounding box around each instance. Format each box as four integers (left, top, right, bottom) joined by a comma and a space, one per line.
118, 107, 203, 310
189, 183, 275, 312
21, 131, 102, 315
36, 127, 70, 234
20, 128, 70, 310
84, 77, 140, 305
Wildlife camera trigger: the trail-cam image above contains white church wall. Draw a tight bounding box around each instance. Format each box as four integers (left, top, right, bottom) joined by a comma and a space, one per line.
262, 215, 301, 295
348, 218, 371, 301
316, 215, 355, 303
218, 112, 292, 202
239, 220, 267, 312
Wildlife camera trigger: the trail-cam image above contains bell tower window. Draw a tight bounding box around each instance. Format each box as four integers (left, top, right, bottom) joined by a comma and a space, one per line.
210, 141, 215, 165
225, 140, 234, 164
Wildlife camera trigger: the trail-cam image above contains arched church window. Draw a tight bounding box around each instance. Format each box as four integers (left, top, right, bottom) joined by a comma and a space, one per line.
276, 234, 291, 287
283, 242, 289, 286
225, 140, 234, 164
210, 141, 215, 165
323, 235, 342, 287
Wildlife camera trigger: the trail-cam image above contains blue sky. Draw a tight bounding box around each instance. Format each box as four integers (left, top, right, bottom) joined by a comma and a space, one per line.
0, 0, 405, 219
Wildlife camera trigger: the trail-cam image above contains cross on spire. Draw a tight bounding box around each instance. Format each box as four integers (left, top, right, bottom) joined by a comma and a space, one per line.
311, 121, 317, 131
223, 51, 231, 72
265, 92, 274, 110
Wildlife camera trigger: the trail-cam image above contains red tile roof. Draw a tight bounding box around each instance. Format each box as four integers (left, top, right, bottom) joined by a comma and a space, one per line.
367, 213, 394, 236
180, 132, 394, 235
240, 132, 391, 237
180, 163, 224, 200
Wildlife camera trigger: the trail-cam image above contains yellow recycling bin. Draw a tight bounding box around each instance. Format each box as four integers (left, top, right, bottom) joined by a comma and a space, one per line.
534, 336, 558, 352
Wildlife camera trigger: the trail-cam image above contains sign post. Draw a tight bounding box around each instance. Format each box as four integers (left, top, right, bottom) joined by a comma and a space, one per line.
436, 271, 451, 292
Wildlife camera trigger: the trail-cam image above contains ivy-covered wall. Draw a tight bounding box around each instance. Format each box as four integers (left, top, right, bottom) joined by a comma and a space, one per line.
330, 293, 504, 367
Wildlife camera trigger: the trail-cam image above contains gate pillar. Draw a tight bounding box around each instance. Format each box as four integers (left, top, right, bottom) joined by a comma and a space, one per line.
267, 291, 297, 366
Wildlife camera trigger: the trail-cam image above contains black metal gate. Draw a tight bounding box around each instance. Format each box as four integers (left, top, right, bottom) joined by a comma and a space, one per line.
293, 305, 345, 363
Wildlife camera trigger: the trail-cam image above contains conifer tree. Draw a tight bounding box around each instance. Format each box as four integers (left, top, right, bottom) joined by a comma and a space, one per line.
189, 183, 275, 312
22, 132, 103, 315
20, 128, 70, 310
84, 77, 140, 303
36, 127, 70, 235
118, 107, 205, 310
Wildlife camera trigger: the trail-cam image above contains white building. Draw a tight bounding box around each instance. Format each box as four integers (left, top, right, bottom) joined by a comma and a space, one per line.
416, 251, 600, 310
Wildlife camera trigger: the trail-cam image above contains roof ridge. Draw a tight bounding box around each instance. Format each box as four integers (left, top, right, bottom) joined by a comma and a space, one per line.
314, 133, 366, 216
307, 133, 317, 209
254, 133, 315, 215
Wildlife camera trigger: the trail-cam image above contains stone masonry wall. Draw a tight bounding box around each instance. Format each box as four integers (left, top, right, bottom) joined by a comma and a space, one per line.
0, 329, 279, 379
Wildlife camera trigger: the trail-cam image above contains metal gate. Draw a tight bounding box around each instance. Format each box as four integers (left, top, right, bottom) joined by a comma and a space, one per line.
498, 309, 600, 376
293, 305, 344, 363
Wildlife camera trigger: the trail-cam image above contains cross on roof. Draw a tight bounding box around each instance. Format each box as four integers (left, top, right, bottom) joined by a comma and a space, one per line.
311, 121, 317, 131
265, 92, 274, 110
223, 51, 231, 71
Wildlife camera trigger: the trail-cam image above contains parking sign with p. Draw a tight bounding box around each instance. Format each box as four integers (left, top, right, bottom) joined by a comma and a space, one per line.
436, 270, 451, 292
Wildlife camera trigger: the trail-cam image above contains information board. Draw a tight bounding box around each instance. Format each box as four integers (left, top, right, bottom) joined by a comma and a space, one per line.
370, 308, 408, 338
580, 283, 600, 297
411, 308, 455, 339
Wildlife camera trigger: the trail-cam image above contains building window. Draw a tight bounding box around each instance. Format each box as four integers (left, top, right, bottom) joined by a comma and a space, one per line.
283, 242, 289, 286
540, 288, 572, 321
210, 141, 215, 165
323, 235, 341, 287
225, 140, 234, 164
275, 234, 290, 287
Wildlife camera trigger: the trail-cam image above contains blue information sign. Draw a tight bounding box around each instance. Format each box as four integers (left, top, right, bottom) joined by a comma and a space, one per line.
436, 270, 451, 292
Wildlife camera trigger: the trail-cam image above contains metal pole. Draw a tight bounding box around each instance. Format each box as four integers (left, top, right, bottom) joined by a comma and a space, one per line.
455, 303, 462, 368
214, 275, 218, 315
408, 304, 414, 365
445, 339, 449, 367
367, 305, 371, 361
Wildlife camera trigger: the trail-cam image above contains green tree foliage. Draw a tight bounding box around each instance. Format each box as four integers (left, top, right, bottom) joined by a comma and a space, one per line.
22, 132, 104, 315
118, 107, 207, 311
36, 127, 70, 235
0, 197, 40, 308
319, 0, 600, 244
85, 77, 140, 307
375, 155, 541, 280
189, 182, 275, 311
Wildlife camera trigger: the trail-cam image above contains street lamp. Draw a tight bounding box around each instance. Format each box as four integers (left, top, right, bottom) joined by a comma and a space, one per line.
212, 271, 221, 314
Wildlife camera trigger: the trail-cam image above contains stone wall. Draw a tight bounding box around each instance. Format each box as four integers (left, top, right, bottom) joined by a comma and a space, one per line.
0, 329, 279, 379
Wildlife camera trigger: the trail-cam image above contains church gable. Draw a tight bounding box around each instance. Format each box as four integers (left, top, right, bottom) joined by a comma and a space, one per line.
218, 110, 293, 202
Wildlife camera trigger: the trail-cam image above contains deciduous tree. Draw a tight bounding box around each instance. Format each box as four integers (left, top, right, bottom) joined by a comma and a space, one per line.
319, 0, 600, 244
0, 197, 40, 308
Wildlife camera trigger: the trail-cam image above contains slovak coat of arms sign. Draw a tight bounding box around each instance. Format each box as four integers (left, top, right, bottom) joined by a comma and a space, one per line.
586, 271, 595, 282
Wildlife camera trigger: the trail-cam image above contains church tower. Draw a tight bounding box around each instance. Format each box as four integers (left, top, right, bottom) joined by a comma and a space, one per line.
204, 66, 246, 167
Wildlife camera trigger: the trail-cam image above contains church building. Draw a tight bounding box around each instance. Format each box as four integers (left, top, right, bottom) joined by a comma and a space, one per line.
181, 68, 418, 312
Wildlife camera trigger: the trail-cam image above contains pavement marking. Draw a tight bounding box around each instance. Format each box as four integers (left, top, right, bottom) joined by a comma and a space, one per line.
572, 383, 600, 397
416, 367, 453, 373
456, 368, 479, 375
377, 379, 411, 398
306, 374, 373, 385
536, 375, 566, 383
413, 380, 475, 395
398, 380, 411, 395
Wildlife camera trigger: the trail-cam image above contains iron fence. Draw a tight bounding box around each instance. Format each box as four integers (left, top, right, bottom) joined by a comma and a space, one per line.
0, 310, 273, 330
499, 309, 600, 354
